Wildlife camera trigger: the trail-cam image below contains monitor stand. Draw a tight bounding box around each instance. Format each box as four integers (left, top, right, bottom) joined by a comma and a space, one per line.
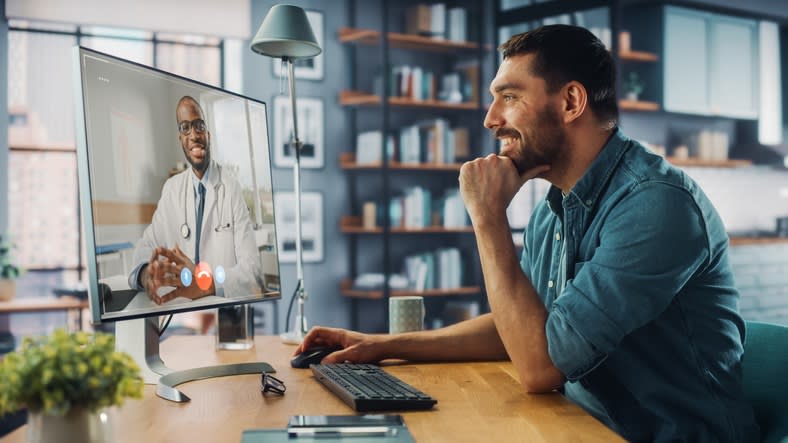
115, 317, 274, 403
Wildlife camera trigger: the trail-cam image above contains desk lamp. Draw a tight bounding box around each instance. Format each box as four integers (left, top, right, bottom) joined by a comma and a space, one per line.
251, 4, 322, 345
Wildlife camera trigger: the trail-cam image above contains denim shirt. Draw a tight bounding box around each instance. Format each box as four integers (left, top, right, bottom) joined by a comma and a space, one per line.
521, 129, 759, 442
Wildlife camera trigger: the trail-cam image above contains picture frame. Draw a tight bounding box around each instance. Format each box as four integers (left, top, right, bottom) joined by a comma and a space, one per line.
273, 95, 324, 169
273, 191, 323, 263
271, 9, 324, 81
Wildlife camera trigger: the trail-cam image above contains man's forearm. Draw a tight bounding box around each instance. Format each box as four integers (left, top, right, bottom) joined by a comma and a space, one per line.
474, 216, 564, 392
382, 313, 508, 362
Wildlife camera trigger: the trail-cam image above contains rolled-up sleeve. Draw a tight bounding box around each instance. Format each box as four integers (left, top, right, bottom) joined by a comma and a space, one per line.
546, 301, 608, 380
544, 182, 710, 380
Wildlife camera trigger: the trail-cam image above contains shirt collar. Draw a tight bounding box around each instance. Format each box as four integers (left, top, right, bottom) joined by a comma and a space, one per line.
190, 160, 213, 192
546, 127, 630, 214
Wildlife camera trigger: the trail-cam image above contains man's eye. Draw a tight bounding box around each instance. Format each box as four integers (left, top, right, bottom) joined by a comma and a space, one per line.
503, 95, 515, 102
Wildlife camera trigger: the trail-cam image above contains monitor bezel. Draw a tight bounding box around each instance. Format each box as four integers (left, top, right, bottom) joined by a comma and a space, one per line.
73, 45, 281, 325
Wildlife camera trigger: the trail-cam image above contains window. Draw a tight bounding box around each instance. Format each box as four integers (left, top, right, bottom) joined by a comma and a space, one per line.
6, 21, 232, 312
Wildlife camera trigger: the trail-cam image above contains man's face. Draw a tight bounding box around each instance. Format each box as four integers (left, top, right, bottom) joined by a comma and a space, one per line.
176, 100, 211, 175
484, 54, 566, 175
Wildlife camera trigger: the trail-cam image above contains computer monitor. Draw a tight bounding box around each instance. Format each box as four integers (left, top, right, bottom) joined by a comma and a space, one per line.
72, 46, 281, 402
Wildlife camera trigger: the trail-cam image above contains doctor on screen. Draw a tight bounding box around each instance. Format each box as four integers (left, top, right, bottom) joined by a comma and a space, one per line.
128, 95, 263, 304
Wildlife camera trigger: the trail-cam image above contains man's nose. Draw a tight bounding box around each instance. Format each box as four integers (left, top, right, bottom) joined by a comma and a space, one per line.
484, 102, 501, 130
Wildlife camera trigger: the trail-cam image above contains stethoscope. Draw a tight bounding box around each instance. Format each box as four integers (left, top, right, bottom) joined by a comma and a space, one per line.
179, 166, 232, 239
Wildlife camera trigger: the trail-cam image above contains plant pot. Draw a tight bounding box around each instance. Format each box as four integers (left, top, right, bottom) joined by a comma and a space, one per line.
0, 279, 15, 302
27, 407, 113, 443
625, 91, 640, 101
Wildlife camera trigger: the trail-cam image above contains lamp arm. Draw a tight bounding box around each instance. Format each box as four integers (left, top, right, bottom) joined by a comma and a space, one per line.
285, 57, 308, 336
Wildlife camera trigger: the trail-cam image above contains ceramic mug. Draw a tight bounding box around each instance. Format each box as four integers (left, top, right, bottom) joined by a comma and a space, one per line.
389, 296, 424, 334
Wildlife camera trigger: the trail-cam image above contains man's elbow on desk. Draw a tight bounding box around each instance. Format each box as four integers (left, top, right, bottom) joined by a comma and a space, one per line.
518, 366, 565, 394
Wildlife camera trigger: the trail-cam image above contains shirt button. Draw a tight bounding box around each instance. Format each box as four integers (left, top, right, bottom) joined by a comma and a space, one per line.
555, 232, 561, 241
548, 280, 554, 288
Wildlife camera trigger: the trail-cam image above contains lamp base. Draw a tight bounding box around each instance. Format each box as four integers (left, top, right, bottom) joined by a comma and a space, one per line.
280, 329, 305, 345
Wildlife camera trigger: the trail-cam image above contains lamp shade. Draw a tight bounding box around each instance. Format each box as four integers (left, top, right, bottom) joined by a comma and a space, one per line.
250, 4, 322, 59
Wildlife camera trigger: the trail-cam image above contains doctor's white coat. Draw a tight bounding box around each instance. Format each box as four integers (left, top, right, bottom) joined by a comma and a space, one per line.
130, 160, 263, 300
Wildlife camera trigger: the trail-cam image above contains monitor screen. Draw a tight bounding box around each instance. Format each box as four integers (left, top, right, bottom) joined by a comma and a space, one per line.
74, 46, 281, 324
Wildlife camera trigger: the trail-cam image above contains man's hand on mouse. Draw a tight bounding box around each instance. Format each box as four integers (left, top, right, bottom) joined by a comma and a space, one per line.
295, 326, 386, 364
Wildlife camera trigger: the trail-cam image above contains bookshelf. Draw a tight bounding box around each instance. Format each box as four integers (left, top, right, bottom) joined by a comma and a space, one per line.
340, 0, 492, 331
340, 152, 463, 171
339, 91, 479, 110
339, 27, 480, 51
340, 279, 483, 300
340, 215, 475, 234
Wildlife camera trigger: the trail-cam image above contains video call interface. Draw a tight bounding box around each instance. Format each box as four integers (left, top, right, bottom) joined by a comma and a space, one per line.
76, 48, 281, 321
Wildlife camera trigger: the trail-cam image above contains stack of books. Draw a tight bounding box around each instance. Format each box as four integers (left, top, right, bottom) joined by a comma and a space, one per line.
405, 3, 467, 42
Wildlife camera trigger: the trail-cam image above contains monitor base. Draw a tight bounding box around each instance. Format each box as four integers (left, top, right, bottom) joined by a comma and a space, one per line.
156, 361, 274, 402
115, 317, 274, 403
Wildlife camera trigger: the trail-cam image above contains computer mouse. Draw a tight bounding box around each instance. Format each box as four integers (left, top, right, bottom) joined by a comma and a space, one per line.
290, 346, 341, 369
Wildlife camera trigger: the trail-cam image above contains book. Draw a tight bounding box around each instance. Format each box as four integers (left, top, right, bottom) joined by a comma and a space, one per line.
447, 7, 467, 42
405, 4, 431, 36
429, 3, 446, 38
356, 130, 383, 164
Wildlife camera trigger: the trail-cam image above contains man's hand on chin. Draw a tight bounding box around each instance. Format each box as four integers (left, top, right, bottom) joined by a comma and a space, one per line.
459, 154, 550, 223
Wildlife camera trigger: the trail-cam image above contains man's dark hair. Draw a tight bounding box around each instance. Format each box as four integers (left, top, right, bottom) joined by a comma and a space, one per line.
499, 25, 618, 125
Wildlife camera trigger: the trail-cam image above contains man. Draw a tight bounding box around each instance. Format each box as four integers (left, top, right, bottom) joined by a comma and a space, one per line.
128, 96, 263, 306
296, 26, 759, 442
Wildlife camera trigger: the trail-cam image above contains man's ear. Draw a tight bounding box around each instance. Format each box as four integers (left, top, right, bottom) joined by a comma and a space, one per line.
561, 81, 587, 124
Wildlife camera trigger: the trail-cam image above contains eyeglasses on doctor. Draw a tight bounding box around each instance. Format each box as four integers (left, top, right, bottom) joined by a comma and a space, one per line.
261, 372, 286, 396
177, 118, 207, 135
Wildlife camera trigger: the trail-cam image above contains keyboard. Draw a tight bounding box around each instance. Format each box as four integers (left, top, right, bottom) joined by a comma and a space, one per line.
310, 363, 437, 412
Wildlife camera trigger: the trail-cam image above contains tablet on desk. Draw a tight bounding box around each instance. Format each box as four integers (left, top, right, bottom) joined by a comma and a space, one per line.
288, 414, 404, 437
241, 415, 414, 443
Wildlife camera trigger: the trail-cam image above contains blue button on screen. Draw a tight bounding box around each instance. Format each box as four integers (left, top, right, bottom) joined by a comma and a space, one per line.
180, 267, 193, 287
215, 265, 226, 285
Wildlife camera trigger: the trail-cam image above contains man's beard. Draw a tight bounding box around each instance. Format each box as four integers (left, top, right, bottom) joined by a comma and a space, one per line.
496, 107, 565, 175
183, 144, 210, 173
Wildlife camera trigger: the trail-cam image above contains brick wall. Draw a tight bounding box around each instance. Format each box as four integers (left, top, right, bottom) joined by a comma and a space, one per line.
730, 243, 788, 326
684, 166, 788, 233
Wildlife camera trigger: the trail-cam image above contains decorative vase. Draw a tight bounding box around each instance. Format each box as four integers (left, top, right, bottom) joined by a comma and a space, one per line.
0, 279, 15, 302
626, 91, 639, 101
27, 407, 113, 443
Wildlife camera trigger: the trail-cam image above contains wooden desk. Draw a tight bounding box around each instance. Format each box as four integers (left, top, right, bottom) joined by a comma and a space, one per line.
2, 336, 623, 442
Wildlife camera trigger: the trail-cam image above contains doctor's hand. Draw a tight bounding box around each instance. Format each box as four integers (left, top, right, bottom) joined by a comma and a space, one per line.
142, 247, 171, 302
154, 245, 215, 304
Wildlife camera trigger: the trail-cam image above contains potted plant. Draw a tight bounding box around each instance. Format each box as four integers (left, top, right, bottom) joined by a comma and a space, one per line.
623, 71, 644, 101
0, 329, 144, 443
0, 233, 23, 301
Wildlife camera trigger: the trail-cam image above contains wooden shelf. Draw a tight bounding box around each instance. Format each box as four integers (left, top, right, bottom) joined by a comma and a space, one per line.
729, 236, 788, 246
339, 90, 479, 110
340, 279, 482, 299
340, 215, 473, 234
666, 157, 752, 168
340, 152, 463, 171
390, 96, 479, 110
339, 27, 479, 51
0, 296, 88, 314
619, 99, 660, 111
9, 143, 76, 152
619, 50, 659, 62
339, 90, 381, 106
